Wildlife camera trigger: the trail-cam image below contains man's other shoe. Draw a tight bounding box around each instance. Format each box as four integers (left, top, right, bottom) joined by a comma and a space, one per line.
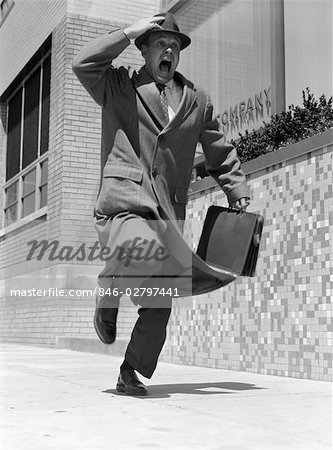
116, 369, 148, 396
93, 296, 119, 344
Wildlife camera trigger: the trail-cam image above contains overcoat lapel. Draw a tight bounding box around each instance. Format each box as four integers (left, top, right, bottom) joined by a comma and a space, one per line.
132, 68, 168, 130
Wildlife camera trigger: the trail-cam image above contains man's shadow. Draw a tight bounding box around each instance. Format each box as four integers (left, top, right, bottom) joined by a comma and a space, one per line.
103, 381, 265, 399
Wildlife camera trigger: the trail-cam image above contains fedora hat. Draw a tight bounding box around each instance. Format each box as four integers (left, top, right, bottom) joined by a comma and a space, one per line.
135, 12, 191, 51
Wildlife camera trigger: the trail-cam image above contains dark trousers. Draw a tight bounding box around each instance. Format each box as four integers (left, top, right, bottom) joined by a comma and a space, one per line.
125, 302, 171, 378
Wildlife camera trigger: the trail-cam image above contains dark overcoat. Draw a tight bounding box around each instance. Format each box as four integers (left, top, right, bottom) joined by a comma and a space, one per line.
72, 30, 250, 296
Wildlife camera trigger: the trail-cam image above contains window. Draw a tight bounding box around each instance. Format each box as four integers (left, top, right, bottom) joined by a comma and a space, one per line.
177, 0, 272, 141
3, 44, 51, 227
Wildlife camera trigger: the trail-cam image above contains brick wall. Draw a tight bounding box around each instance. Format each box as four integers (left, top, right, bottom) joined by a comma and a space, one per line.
1, 296, 96, 347
68, 0, 160, 24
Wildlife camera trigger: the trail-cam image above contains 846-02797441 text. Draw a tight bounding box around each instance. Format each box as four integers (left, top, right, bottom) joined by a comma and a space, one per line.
97, 287, 180, 297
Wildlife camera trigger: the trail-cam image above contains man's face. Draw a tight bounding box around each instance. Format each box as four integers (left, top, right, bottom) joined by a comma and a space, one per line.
142, 32, 181, 84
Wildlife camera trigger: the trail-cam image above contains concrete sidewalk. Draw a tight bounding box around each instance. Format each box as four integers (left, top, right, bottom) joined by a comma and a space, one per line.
0, 344, 331, 450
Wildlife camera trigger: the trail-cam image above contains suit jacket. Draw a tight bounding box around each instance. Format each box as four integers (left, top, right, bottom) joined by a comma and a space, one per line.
72, 30, 250, 295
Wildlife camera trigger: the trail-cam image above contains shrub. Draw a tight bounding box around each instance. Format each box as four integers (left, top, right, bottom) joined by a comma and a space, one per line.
231, 88, 333, 163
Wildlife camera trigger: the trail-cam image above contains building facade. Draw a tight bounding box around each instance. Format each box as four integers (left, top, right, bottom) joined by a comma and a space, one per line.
0, 0, 332, 380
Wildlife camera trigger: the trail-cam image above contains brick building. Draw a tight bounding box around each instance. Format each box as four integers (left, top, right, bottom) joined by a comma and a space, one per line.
0, 0, 332, 380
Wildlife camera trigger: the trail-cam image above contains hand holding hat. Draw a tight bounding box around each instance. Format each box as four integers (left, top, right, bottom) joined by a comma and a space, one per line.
124, 13, 191, 50
124, 15, 165, 40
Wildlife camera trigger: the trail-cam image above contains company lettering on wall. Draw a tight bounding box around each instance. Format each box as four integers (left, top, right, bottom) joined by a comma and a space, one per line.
221, 87, 271, 135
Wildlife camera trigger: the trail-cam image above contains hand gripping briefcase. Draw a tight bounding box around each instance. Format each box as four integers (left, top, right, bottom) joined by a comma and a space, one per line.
196, 206, 264, 277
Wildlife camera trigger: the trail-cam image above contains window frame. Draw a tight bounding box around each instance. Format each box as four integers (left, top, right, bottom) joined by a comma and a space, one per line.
3, 50, 51, 228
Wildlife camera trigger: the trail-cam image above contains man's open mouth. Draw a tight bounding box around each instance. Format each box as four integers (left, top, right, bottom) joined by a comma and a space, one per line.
159, 60, 172, 74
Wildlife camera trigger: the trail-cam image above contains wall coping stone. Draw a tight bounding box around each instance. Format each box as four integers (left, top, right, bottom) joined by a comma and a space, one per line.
188, 128, 333, 197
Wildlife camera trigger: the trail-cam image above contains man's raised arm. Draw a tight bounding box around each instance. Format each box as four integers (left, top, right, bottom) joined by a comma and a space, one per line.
72, 30, 131, 106
72, 16, 164, 106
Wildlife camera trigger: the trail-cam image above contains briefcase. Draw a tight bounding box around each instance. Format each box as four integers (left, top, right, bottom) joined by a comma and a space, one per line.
196, 206, 264, 277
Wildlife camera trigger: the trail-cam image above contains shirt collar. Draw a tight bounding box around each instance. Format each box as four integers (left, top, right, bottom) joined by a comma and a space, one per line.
165, 79, 175, 90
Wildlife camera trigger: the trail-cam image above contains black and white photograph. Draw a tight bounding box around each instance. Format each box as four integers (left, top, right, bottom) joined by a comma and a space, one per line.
0, 0, 332, 449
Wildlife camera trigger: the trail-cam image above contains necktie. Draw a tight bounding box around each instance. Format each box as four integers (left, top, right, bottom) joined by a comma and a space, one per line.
156, 83, 169, 122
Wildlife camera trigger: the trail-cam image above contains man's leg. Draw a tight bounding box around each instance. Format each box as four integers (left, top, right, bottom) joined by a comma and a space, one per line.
115, 218, 173, 390
116, 289, 172, 395
124, 296, 172, 379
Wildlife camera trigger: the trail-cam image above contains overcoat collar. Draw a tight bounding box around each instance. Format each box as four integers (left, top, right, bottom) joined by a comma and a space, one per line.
132, 66, 198, 133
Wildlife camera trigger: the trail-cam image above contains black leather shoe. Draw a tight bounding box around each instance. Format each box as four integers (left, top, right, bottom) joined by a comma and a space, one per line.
93, 296, 119, 344
116, 369, 148, 396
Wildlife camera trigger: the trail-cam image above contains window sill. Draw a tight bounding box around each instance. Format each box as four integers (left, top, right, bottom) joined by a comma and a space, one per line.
0, 206, 47, 238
